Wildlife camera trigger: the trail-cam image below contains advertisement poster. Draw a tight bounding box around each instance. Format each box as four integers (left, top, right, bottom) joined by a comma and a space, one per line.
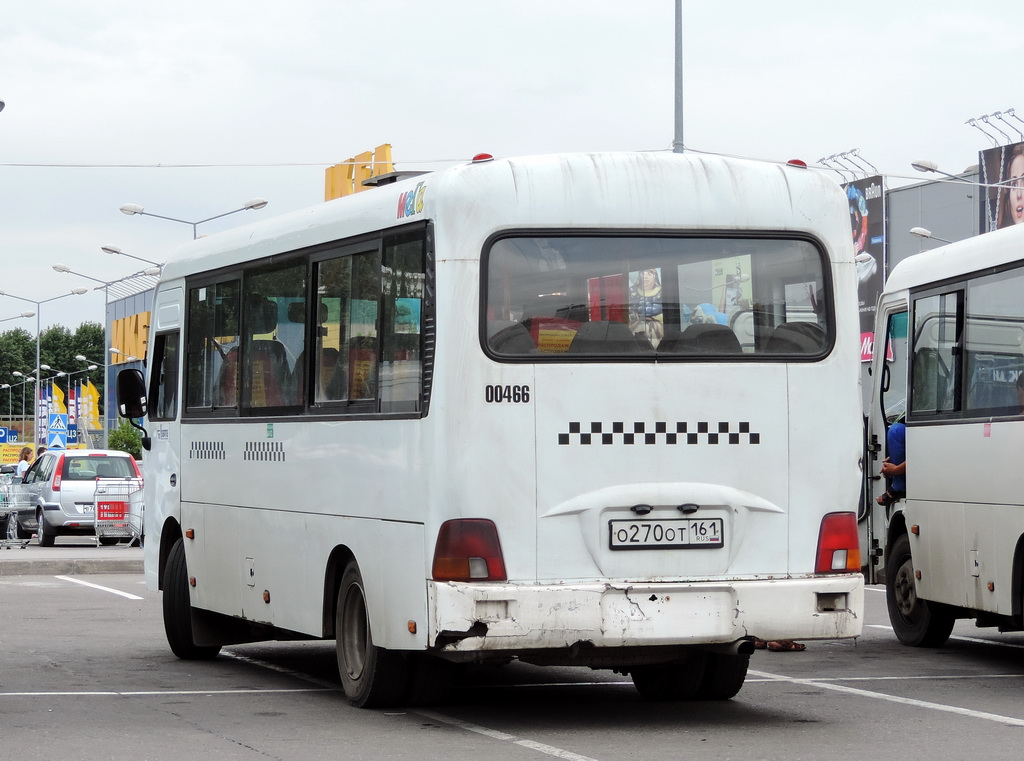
844, 175, 885, 361
980, 142, 1024, 233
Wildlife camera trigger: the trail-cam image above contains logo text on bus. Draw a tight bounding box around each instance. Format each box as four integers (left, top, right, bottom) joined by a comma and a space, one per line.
398, 182, 426, 219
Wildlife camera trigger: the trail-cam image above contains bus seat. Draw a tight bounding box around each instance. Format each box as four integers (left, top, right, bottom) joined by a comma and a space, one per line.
911, 348, 943, 412
673, 323, 741, 355
729, 309, 756, 352
766, 322, 825, 354
488, 321, 537, 354
568, 321, 647, 354
248, 339, 292, 407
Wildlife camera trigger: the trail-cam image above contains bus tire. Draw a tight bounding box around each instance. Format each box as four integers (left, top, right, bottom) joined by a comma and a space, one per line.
163, 538, 221, 660
886, 533, 955, 647
696, 652, 749, 700
335, 561, 409, 708
630, 651, 707, 701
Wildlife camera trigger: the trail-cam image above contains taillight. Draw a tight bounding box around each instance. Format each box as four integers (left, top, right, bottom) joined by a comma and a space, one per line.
52, 454, 66, 491
130, 459, 141, 477
432, 519, 507, 582
815, 512, 861, 573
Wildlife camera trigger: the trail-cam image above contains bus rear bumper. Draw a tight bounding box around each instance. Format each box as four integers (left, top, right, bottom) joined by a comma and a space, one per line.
428, 575, 864, 653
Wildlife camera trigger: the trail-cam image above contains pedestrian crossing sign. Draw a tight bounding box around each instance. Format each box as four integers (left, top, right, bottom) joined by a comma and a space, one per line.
49, 413, 68, 432
48, 431, 67, 450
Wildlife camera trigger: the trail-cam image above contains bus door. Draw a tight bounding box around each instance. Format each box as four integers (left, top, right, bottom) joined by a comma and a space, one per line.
866, 301, 908, 584
145, 287, 185, 590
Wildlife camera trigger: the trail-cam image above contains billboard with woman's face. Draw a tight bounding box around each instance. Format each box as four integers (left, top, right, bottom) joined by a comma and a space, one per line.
980, 142, 1024, 232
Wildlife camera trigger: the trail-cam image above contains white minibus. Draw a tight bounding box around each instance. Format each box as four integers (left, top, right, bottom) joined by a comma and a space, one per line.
117, 151, 864, 707
866, 222, 1024, 646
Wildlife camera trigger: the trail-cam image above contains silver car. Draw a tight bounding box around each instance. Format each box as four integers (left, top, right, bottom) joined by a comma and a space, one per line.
19, 449, 142, 546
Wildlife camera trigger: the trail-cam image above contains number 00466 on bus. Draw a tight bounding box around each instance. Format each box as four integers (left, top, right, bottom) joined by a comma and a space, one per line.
608, 518, 724, 550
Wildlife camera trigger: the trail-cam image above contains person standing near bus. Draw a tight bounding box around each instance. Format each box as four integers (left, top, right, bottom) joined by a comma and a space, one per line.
15, 446, 33, 480
877, 400, 906, 506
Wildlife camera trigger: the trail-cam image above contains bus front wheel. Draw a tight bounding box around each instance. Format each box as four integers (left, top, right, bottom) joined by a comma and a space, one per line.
886, 533, 955, 647
335, 561, 409, 708
163, 537, 221, 660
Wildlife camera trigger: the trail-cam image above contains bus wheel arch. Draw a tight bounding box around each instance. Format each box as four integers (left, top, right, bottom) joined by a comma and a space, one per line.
335, 559, 410, 707
885, 532, 955, 647
322, 545, 355, 638
158, 518, 182, 591
1011, 534, 1024, 622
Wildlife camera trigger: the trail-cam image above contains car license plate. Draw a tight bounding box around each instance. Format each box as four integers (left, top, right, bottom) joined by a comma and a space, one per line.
609, 518, 724, 550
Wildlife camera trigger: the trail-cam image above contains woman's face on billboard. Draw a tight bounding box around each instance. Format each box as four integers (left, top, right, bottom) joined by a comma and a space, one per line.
1007, 153, 1024, 225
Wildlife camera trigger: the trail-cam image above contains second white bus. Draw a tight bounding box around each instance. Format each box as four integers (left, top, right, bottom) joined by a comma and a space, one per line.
118, 151, 864, 707
867, 222, 1024, 646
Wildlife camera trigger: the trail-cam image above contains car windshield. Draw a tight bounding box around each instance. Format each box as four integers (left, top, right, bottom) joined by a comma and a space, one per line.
63, 457, 135, 480
484, 235, 831, 359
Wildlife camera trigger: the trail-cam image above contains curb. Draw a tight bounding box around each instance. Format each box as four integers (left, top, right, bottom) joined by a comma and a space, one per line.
0, 556, 143, 577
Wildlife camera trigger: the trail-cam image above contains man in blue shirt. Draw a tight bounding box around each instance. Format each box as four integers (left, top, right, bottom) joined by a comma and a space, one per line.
877, 400, 906, 505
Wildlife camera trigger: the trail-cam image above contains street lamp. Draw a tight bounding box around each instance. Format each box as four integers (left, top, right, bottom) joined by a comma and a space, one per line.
0, 311, 35, 324
73, 356, 106, 447
100, 245, 163, 268
909, 227, 954, 245
910, 160, 978, 184
119, 198, 269, 239
109, 348, 139, 362
0, 288, 88, 444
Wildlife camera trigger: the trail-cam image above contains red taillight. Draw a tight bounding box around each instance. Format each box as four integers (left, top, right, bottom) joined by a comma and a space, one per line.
432, 519, 507, 582
52, 454, 66, 491
815, 512, 861, 573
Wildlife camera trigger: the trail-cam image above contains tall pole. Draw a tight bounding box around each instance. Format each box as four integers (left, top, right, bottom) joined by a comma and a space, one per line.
672, 0, 684, 153
35, 310, 41, 446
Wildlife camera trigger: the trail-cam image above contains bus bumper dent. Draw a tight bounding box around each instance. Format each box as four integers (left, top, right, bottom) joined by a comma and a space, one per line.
428, 575, 863, 653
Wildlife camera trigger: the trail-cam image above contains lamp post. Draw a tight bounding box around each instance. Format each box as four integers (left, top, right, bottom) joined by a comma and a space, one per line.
909, 227, 954, 245
0, 311, 35, 324
910, 160, 979, 184
100, 245, 163, 267
119, 198, 268, 239
0, 289, 89, 445
10, 372, 37, 443
73, 356, 106, 447
0, 383, 10, 433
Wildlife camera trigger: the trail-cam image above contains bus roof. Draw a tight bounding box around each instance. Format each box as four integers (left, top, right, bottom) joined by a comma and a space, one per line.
160, 152, 851, 282
883, 223, 1024, 296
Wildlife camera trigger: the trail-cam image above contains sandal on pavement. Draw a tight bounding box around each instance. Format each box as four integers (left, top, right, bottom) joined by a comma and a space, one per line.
766, 640, 806, 652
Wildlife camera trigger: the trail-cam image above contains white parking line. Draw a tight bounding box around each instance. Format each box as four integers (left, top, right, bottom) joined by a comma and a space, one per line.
54, 575, 143, 600
0, 688, 330, 697
865, 623, 1024, 651
749, 668, 1024, 727
416, 710, 600, 761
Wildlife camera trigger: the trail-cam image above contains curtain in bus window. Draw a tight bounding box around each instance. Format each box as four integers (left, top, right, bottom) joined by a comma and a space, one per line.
380, 230, 425, 413
910, 292, 961, 415
152, 332, 180, 421
484, 236, 830, 359
186, 281, 239, 409
315, 250, 380, 405
242, 263, 306, 411
964, 268, 1024, 417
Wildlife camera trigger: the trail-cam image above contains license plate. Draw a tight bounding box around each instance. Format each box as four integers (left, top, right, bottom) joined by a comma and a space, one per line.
609, 518, 724, 550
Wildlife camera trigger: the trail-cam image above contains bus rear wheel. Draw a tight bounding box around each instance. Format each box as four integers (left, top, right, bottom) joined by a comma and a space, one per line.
335, 561, 409, 708
630, 651, 707, 700
697, 652, 749, 700
886, 533, 955, 647
163, 537, 221, 659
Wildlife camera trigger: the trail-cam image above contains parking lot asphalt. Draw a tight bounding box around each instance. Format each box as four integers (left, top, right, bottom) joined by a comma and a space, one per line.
0, 538, 142, 576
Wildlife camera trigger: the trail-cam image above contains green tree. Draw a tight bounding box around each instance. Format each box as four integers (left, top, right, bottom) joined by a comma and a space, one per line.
107, 419, 142, 460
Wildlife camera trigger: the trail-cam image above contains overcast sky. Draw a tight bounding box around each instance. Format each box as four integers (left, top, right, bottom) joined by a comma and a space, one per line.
1, 0, 1018, 340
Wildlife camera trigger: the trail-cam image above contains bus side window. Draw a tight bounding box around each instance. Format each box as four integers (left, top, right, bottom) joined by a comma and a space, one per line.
186, 281, 240, 411
151, 332, 180, 421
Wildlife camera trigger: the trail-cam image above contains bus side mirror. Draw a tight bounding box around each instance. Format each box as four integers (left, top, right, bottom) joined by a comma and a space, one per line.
116, 368, 152, 452
116, 368, 148, 419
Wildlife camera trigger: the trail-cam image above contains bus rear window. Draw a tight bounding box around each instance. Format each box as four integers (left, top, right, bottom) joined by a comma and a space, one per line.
484, 235, 830, 359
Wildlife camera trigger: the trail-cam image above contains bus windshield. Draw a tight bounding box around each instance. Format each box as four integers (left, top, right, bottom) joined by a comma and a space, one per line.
485, 235, 830, 358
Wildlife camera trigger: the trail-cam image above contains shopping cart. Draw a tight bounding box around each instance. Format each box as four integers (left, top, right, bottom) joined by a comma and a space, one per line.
93, 477, 143, 547
1, 475, 34, 550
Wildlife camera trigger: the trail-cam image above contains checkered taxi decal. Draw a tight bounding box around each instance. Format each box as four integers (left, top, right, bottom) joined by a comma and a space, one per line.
557, 421, 761, 446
